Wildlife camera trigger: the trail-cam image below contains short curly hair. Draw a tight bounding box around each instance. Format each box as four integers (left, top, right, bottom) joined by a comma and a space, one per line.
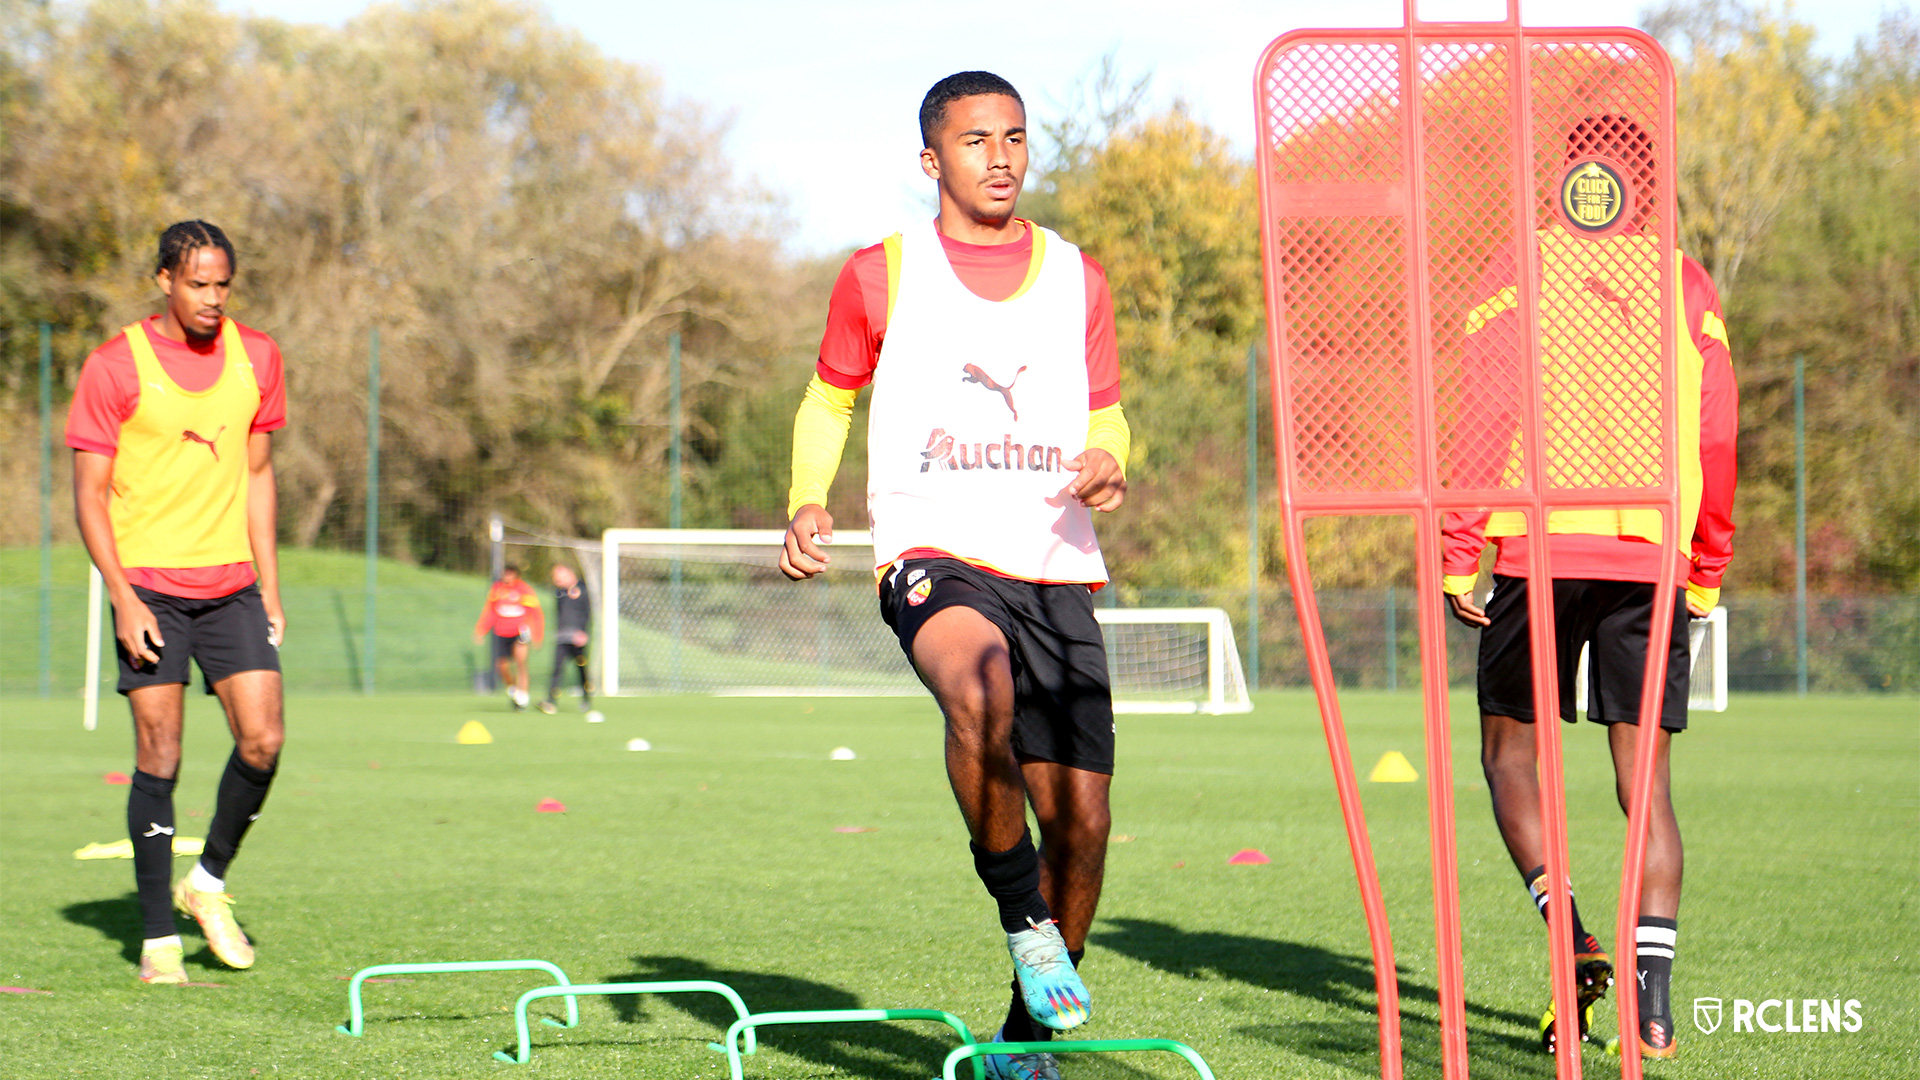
919, 71, 1023, 148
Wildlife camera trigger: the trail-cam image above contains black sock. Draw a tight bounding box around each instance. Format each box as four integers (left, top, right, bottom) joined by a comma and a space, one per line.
971, 831, 1051, 934
1523, 864, 1594, 946
1636, 917, 1677, 1022
127, 770, 178, 938
1001, 947, 1081, 1042
201, 751, 276, 881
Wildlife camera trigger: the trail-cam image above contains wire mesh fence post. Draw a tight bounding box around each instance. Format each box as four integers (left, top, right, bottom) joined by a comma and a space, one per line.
669, 331, 683, 693
1245, 341, 1261, 691
364, 327, 380, 695
39, 322, 53, 698
1385, 585, 1397, 692
1794, 353, 1807, 696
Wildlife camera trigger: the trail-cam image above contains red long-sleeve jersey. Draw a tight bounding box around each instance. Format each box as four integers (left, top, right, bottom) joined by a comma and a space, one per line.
1441, 245, 1738, 600
475, 578, 543, 642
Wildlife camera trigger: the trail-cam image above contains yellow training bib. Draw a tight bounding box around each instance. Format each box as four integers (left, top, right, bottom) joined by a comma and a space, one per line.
110, 319, 260, 568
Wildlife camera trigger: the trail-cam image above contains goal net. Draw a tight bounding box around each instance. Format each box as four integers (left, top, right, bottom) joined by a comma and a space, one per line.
600, 529, 1253, 714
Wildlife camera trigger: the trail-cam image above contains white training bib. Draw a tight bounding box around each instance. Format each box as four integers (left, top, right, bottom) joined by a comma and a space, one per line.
866, 223, 1107, 584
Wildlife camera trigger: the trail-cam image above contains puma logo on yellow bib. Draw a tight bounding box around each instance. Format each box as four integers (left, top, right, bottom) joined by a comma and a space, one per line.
111, 320, 260, 569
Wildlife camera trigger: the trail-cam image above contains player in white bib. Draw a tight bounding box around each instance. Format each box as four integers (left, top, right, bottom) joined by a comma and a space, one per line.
780, 72, 1131, 1080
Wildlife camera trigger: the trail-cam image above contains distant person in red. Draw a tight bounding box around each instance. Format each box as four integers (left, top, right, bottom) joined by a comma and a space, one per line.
66, 220, 288, 986
474, 565, 542, 710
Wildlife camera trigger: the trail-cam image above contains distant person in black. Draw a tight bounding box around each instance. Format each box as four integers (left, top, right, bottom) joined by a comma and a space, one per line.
539, 563, 592, 714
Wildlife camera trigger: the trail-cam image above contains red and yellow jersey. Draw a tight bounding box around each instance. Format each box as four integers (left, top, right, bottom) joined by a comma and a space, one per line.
65, 315, 288, 599
476, 579, 543, 641
1441, 237, 1738, 605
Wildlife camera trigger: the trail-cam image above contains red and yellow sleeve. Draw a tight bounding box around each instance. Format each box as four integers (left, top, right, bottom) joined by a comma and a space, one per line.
1684, 258, 1737, 610
1441, 251, 1524, 594
475, 586, 499, 637
65, 336, 138, 457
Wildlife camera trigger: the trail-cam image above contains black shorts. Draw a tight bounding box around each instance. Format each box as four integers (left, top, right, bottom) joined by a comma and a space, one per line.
880, 558, 1115, 774
490, 631, 531, 661
1478, 575, 1690, 731
115, 584, 280, 696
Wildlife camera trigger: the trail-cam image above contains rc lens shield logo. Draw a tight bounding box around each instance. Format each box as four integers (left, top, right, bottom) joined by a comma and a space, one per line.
1692, 997, 1864, 1035
1559, 159, 1630, 235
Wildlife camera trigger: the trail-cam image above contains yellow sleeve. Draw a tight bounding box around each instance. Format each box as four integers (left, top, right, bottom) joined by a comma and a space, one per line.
1085, 403, 1130, 479
1442, 574, 1479, 596
787, 375, 858, 519
1685, 582, 1719, 612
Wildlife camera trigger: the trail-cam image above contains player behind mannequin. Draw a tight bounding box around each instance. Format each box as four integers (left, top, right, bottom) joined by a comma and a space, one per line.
474, 565, 542, 710
66, 220, 289, 985
1443, 115, 1738, 1059
538, 563, 592, 714
779, 71, 1131, 1080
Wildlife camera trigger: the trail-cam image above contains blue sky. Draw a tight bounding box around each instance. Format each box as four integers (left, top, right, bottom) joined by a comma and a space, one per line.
220, 0, 1903, 255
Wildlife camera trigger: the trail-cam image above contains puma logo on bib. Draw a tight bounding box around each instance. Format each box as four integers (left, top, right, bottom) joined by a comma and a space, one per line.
181, 425, 227, 461
961, 363, 1027, 419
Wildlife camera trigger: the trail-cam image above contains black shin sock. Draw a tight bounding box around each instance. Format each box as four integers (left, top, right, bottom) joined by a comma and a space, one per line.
201, 751, 276, 881
1636, 917, 1677, 1022
1523, 864, 1594, 946
128, 770, 178, 938
971, 830, 1051, 934
1002, 948, 1081, 1042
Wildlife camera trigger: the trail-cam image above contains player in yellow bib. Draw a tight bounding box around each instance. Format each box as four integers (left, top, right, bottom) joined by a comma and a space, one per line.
780, 73, 1129, 1080
67, 222, 288, 985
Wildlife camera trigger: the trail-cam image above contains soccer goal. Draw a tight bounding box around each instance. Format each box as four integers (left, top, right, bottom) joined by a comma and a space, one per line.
1576, 604, 1729, 714
598, 529, 1253, 714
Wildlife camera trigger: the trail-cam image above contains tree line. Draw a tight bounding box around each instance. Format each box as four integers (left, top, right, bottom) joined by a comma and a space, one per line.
2, 0, 1912, 596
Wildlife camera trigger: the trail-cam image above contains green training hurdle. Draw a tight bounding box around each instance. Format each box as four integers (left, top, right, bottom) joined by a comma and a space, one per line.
723, 1008, 985, 1080
492, 980, 754, 1065
943, 1039, 1217, 1080
335, 959, 577, 1037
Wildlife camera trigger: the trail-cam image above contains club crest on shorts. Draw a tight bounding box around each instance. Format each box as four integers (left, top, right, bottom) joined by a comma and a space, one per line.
1558, 158, 1632, 236
907, 568, 926, 586
906, 578, 933, 607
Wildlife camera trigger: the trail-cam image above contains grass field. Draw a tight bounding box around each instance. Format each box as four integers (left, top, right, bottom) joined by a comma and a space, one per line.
1, 690, 1913, 1079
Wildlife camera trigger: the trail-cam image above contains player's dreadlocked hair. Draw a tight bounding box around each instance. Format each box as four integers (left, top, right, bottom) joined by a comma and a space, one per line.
919, 71, 1023, 148
155, 220, 236, 277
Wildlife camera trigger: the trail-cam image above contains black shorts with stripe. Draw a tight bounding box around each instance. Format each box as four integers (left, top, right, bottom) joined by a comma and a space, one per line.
1477, 574, 1691, 732
880, 557, 1115, 774
116, 583, 280, 696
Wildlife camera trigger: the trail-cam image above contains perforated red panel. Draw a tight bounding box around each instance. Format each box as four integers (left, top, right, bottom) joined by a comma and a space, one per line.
1258, 28, 1680, 512
1256, 20, 1679, 1080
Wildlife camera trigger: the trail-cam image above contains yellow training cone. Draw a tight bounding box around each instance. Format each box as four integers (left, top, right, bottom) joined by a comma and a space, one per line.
1369, 751, 1419, 783
457, 720, 494, 745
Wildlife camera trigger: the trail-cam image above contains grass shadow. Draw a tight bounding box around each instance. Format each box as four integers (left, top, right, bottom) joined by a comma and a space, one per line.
603, 954, 968, 1080
60, 893, 145, 964
59, 890, 258, 972
1094, 918, 1546, 1075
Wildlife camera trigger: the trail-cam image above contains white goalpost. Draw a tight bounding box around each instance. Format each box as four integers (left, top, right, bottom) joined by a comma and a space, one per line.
599, 528, 1253, 714
1575, 604, 1729, 714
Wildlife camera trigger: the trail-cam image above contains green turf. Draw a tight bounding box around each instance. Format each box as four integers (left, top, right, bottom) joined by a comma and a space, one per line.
1, 691, 1913, 1078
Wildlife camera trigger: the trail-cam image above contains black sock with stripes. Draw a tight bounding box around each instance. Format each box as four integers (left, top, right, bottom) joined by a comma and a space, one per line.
1636, 917, 1677, 1023
1523, 864, 1595, 948
1002, 948, 1081, 1043
127, 770, 179, 938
